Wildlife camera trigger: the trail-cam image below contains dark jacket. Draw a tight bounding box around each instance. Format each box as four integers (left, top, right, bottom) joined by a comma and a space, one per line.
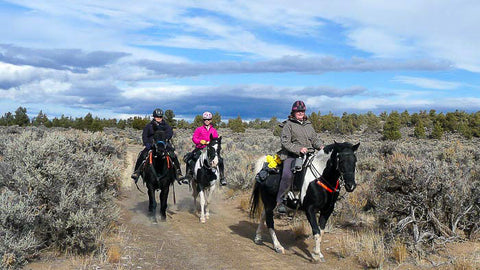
142, 119, 173, 149
278, 116, 323, 160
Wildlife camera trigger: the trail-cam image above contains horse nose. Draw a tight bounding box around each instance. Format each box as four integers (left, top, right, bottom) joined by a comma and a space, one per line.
345, 183, 356, 192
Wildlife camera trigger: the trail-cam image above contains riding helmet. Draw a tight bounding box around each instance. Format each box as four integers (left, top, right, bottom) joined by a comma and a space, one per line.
153, 108, 164, 117
202, 111, 213, 120
291, 100, 306, 112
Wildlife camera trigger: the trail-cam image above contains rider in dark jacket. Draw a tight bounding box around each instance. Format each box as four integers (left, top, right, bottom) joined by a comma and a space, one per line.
131, 108, 182, 182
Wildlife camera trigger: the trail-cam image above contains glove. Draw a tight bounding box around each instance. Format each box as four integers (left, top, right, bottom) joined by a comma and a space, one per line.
145, 143, 152, 150
200, 140, 209, 145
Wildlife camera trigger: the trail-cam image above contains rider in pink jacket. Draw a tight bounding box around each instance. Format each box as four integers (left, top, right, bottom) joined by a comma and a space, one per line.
184, 111, 226, 186
192, 124, 219, 149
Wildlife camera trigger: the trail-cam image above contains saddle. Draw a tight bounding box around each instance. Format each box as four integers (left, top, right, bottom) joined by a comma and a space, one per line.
256, 155, 310, 209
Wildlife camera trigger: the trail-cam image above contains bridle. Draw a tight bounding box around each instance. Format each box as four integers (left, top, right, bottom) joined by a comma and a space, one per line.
200, 141, 219, 170
307, 150, 356, 192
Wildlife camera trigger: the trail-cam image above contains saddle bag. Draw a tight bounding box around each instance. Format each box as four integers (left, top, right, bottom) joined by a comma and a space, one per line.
255, 162, 281, 183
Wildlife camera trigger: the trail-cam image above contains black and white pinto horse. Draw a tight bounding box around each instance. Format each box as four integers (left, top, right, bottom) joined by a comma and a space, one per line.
250, 142, 359, 262
192, 134, 222, 223
141, 131, 177, 223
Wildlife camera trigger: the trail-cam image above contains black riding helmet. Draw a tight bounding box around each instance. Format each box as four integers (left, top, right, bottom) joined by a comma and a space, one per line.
291, 100, 306, 112
153, 108, 164, 118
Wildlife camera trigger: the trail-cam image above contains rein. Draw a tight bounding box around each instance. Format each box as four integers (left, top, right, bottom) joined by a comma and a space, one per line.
148, 151, 172, 182
308, 151, 341, 193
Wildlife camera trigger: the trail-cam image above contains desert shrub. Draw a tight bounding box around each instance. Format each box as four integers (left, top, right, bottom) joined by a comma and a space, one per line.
373, 144, 480, 254
0, 127, 125, 268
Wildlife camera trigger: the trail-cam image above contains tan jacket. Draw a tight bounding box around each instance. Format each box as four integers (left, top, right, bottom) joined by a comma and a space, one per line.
278, 117, 323, 160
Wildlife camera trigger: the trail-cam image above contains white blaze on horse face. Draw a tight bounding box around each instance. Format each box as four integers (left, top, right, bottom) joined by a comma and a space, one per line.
300, 150, 329, 204
211, 144, 219, 167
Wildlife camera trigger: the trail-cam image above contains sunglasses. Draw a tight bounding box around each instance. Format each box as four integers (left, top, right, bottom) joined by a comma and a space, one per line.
204, 119, 212, 121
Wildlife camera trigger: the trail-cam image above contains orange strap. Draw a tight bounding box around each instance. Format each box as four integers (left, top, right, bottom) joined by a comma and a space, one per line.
149, 151, 153, 164
166, 155, 171, 169
315, 178, 339, 193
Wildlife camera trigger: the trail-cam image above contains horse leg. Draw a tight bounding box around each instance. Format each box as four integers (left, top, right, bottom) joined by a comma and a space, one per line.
264, 197, 284, 254
147, 188, 158, 223
205, 189, 210, 220
159, 186, 169, 221
254, 211, 266, 244
305, 205, 326, 262
205, 183, 216, 219
199, 190, 206, 223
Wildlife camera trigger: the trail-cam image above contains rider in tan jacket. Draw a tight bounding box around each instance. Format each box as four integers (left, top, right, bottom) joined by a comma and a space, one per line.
276, 100, 324, 213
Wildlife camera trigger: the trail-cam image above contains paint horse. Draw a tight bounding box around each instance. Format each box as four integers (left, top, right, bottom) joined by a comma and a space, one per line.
250, 142, 359, 262
191, 134, 222, 223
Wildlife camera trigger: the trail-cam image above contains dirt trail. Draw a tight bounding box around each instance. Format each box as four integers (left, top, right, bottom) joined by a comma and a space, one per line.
25, 146, 361, 269
116, 145, 356, 270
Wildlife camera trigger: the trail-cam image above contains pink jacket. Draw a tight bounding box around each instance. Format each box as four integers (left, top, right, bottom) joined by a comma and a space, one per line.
192, 125, 219, 149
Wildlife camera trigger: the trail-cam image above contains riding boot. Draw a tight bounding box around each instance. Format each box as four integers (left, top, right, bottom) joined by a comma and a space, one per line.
219, 157, 226, 186
276, 202, 287, 214
132, 148, 148, 183
172, 154, 182, 176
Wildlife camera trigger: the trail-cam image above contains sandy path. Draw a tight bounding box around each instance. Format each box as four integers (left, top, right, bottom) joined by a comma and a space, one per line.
116, 145, 353, 270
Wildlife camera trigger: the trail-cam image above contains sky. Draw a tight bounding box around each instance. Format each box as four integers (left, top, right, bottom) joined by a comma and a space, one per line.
1, 0, 479, 121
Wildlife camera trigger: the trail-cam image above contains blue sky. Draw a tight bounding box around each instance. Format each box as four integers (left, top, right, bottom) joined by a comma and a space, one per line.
1, 1, 479, 121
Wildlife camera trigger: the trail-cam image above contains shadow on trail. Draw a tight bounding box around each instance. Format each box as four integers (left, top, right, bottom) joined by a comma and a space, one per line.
229, 220, 312, 262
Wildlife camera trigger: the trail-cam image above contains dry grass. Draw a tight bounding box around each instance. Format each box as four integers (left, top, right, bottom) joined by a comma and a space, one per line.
391, 238, 408, 264
239, 197, 251, 213
336, 233, 356, 258
106, 245, 122, 263
290, 219, 309, 240
2, 253, 16, 268
355, 230, 385, 269
452, 256, 477, 270
224, 188, 236, 199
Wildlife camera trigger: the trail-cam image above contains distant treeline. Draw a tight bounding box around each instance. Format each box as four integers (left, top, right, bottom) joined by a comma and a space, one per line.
1, 107, 479, 139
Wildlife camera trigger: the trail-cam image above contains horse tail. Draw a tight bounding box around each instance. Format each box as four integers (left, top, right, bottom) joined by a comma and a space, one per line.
249, 180, 263, 220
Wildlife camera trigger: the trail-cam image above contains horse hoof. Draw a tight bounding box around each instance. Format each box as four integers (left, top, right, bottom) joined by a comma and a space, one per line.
275, 247, 285, 254
160, 216, 167, 222
254, 236, 262, 244
311, 253, 325, 263
200, 217, 206, 223
206, 214, 210, 219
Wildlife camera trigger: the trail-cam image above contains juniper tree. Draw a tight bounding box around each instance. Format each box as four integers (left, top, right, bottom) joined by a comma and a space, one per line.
383, 111, 402, 140
14, 107, 29, 126
414, 119, 426, 139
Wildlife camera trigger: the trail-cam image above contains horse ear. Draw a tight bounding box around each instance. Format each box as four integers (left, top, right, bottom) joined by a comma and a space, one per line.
323, 143, 335, 154
210, 133, 214, 140
218, 136, 222, 142
352, 142, 360, 152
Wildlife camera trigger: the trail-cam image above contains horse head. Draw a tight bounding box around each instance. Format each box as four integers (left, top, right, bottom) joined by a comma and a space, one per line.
205, 134, 222, 168
324, 141, 360, 192
152, 130, 169, 158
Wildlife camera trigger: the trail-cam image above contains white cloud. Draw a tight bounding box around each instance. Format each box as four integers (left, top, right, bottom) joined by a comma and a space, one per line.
393, 76, 462, 90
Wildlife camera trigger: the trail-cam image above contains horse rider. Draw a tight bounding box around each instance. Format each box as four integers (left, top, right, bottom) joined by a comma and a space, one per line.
184, 111, 226, 186
276, 100, 324, 213
131, 108, 182, 183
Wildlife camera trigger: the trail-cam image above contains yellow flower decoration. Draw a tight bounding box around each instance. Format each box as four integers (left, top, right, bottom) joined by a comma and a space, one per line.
266, 154, 282, 168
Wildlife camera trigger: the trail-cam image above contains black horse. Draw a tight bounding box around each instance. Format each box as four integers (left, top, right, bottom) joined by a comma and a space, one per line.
250, 141, 359, 262
191, 134, 222, 223
141, 130, 177, 222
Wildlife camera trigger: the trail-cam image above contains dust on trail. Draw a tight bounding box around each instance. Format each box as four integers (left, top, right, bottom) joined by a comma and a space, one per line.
118, 145, 353, 270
